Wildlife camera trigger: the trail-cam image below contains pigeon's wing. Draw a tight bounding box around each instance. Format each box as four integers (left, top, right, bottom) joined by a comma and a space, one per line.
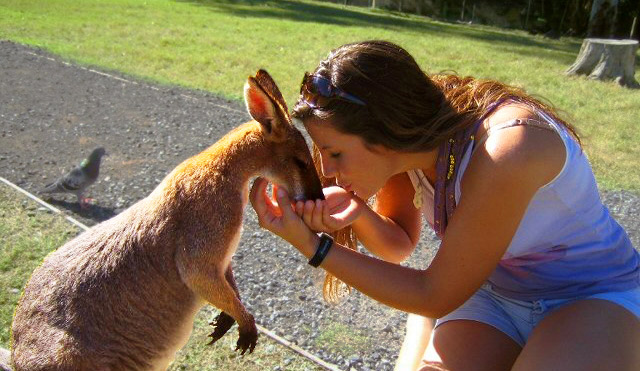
59, 167, 89, 192
41, 180, 63, 194
41, 167, 87, 194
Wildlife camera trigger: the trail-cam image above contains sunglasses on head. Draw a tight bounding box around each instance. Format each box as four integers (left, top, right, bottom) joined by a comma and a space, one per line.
299, 72, 366, 109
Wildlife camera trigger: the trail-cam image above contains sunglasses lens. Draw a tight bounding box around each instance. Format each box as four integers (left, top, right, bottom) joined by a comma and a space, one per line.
300, 73, 365, 108
310, 76, 334, 98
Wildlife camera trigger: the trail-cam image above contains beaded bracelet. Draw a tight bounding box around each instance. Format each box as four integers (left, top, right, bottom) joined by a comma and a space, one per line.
308, 233, 334, 268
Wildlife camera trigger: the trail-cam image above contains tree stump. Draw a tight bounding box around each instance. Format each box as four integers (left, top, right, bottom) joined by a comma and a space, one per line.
566, 38, 639, 88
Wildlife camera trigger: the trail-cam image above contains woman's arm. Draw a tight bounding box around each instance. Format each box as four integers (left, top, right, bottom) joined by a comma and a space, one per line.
295, 173, 422, 263
352, 173, 423, 263
251, 124, 565, 317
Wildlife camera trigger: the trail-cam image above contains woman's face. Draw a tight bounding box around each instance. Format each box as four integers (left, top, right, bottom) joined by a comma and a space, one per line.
304, 118, 396, 199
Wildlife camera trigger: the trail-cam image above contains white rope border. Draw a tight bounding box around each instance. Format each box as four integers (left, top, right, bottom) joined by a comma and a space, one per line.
0, 176, 341, 371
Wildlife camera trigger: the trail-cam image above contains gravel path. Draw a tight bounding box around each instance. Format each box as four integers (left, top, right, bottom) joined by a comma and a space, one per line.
1, 40, 638, 371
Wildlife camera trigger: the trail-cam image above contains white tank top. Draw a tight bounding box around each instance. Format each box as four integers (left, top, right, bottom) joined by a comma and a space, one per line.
408, 112, 639, 300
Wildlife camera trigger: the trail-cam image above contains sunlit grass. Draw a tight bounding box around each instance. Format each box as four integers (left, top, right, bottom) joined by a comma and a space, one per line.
0, 186, 79, 347
0, 0, 638, 190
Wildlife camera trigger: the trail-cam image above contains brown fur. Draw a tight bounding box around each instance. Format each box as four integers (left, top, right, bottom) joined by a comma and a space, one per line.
10, 70, 324, 371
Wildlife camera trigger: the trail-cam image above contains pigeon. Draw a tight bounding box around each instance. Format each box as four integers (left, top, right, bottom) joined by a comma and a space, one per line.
41, 147, 107, 208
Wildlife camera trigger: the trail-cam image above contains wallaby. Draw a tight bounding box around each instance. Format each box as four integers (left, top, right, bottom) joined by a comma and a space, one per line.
10, 70, 324, 370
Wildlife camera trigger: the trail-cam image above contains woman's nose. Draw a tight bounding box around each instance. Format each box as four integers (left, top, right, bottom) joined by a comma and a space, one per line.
321, 156, 337, 178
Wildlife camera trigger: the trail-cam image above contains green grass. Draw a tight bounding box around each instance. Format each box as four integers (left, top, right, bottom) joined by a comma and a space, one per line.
0, 187, 80, 348
0, 0, 639, 190
0, 185, 323, 370
315, 322, 371, 357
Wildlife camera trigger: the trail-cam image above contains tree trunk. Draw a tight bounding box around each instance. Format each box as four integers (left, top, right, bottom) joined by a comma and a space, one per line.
567, 0, 591, 37
525, 0, 532, 30
559, 0, 570, 32
566, 38, 639, 88
471, 3, 475, 23
415, 0, 423, 16
588, 0, 619, 38
439, 0, 448, 19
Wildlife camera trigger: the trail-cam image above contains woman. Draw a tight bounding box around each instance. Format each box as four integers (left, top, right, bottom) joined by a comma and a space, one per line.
249, 40, 640, 370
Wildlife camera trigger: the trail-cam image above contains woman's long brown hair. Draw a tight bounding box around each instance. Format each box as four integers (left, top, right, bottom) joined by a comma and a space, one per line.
312, 146, 357, 302
295, 40, 580, 302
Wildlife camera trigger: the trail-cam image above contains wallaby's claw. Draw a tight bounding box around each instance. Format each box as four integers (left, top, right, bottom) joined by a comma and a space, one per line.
235, 326, 258, 355
207, 312, 235, 345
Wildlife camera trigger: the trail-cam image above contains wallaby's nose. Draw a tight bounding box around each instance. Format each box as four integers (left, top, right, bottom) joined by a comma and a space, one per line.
303, 177, 325, 202
307, 189, 325, 201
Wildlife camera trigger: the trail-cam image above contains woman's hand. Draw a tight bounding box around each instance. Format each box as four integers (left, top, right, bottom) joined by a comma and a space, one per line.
294, 186, 365, 233
249, 177, 317, 251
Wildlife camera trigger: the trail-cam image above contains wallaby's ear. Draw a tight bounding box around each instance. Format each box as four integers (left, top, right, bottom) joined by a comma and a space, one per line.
244, 70, 291, 143
254, 69, 289, 114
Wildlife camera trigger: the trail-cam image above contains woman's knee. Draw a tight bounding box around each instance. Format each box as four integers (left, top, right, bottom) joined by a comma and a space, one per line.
513, 299, 640, 371
432, 320, 521, 371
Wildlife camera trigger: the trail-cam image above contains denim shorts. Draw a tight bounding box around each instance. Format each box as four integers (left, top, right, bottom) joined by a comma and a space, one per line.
435, 283, 640, 347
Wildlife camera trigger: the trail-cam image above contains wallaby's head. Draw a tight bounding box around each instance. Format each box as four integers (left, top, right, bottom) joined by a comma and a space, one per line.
245, 70, 324, 202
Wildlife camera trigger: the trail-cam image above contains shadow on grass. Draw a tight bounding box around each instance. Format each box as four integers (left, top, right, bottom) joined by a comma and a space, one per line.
174, 0, 583, 63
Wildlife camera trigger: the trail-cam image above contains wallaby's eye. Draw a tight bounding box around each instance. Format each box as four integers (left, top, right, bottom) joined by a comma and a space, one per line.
330, 152, 341, 159
293, 157, 308, 169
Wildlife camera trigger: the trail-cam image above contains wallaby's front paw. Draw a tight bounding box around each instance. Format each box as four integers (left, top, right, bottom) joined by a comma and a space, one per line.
207, 312, 235, 345
235, 325, 258, 355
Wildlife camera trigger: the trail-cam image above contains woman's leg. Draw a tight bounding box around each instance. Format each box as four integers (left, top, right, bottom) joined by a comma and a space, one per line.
513, 299, 640, 371
431, 320, 522, 371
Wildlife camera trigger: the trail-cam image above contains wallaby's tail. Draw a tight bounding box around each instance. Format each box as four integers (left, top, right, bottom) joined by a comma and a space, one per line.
0, 347, 11, 371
